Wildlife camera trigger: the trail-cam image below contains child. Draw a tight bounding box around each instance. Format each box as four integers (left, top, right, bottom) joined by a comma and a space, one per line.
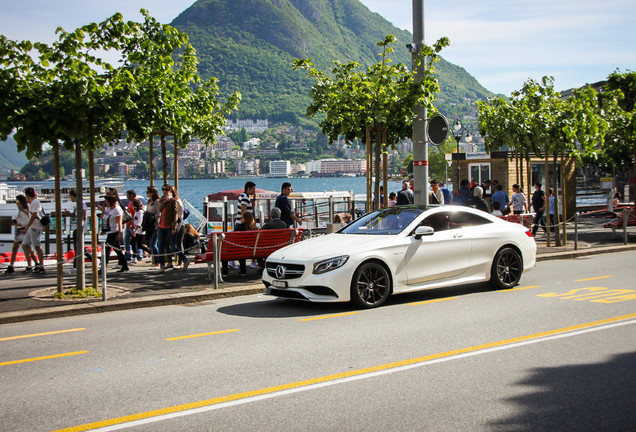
491, 201, 503, 217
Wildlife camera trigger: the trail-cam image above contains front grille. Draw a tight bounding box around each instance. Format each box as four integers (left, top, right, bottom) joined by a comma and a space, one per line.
266, 262, 305, 280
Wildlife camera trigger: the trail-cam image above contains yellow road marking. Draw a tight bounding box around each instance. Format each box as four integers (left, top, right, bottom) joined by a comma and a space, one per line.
575, 276, 612, 282
408, 297, 457, 306
0, 351, 88, 367
0, 328, 86, 342
300, 312, 359, 321
165, 329, 240, 341
53, 312, 636, 432
498, 285, 541, 292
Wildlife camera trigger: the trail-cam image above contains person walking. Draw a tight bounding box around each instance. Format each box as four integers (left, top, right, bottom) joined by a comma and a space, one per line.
21, 187, 46, 274
124, 190, 140, 262
396, 181, 414, 205
144, 186, 161, 265
156, 184, 189, 273
237, 181, 256, 224
130, 198, 146, 263
275, 182, 302, 227
64, 189, 92, 271
507, 184, 528, 215
531, 182, 547, 236
102, 195, 129, 273
5, 195, 37, 274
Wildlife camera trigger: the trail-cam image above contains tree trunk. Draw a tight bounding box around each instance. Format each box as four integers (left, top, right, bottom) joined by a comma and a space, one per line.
365, 126, 372, 212
545, 150, 550, 247
149, 135, 154, 188
54, 146, 63, 294
174, 135, 179, 194
161, 133, 168, 185
89, 150, 98, 290
373, 128, 381, 211
75, 142, 85, 289
560, 152, 567, 245
552, 152, 562, 247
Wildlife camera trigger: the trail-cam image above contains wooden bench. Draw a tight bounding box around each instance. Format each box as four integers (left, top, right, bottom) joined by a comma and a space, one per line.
603, 206, 636, 237
194, 228, 304, 282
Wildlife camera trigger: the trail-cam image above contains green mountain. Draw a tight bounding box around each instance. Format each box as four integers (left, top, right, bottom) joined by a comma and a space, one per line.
0, 136, 28, 173
171, 0, 494, 123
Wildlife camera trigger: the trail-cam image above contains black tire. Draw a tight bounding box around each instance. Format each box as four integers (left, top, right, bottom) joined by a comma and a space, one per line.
350, 262, 391, 308
490, 247, 523, 290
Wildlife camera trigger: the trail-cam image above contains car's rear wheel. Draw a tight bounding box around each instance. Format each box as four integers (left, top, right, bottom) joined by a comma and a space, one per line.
491, 247, 522, 289
350, 262, 391, 308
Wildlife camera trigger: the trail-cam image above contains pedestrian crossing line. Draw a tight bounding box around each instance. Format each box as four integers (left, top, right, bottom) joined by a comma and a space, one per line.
498, 285, 541, 292
0, 328, 86, 342
575, 276, 612, 282
0, 351, 89, 367
408, 297, 457, 306
165, 329, 240, 341
299, 312, 359, 321
51, 312, 636, 432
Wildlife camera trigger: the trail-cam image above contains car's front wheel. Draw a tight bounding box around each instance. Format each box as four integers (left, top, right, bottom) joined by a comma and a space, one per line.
350, 262, 391, 308
490, 247, 523, 290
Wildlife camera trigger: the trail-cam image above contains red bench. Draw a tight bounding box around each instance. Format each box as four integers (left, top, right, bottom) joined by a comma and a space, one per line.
194, 228, 304, 282
603, 206, 636, 237
498, 213, 533, 229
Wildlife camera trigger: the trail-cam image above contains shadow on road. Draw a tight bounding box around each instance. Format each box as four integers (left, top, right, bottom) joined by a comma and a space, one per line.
490, 351, 636, 431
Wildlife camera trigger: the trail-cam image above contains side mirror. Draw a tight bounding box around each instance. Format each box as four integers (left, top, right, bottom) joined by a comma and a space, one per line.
414, 225, 434, 239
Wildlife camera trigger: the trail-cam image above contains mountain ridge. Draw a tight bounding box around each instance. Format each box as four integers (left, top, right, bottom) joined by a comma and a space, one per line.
171, 0, 494, 121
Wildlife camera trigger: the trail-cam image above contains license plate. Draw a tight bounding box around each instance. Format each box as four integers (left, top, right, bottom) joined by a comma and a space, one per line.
272, 280, 287, 288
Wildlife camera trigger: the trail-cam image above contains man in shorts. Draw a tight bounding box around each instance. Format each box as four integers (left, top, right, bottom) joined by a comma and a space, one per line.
22, 187, 46, 274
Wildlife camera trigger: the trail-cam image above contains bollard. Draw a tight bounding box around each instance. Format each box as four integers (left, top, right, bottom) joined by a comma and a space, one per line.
101, 241, 107, 301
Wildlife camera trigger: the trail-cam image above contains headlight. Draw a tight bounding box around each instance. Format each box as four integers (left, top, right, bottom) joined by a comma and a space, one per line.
313, 255, 349, 274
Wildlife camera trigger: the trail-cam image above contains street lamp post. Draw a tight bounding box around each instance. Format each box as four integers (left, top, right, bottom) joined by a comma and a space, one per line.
452, 118, 472, 196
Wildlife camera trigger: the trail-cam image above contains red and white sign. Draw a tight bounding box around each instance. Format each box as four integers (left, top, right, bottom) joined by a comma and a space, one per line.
413, 160, 428, 166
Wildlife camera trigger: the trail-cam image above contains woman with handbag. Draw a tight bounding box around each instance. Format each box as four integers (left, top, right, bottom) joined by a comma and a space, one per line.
156, 184, 189, 273
5, 195, 38, 274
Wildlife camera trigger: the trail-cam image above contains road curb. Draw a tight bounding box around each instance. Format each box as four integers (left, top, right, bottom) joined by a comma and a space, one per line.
536, 244, 636, 261
0, 285, 264, 324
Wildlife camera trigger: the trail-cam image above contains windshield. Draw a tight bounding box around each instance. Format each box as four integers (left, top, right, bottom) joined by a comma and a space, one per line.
340, 206, 423, 235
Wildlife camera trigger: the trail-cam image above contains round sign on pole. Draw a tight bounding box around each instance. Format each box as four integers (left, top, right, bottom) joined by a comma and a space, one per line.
427, 113, 449, 146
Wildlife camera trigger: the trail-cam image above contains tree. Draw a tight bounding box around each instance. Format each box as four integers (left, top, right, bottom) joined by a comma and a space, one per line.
294, 35, 450, 210
605, 70, 636, 202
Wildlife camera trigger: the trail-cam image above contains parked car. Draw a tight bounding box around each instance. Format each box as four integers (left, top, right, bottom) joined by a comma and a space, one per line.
263, 205, 537, 308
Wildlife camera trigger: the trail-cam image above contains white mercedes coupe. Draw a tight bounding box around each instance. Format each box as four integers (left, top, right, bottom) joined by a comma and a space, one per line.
262, 206, 537, 308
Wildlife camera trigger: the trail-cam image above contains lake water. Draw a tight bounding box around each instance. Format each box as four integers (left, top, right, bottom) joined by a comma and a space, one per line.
124, 177, 373, 208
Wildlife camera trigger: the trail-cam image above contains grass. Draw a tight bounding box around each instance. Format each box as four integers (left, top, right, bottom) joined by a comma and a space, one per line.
53, 286, 102, 299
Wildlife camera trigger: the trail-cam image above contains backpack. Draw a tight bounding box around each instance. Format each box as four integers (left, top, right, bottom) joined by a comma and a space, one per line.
141, 211, 155, 232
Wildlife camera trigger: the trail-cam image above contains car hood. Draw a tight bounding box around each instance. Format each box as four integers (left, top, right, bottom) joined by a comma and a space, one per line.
269, 233, 395, 262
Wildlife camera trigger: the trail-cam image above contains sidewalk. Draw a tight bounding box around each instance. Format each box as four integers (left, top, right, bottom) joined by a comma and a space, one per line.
1, 227, 634, 324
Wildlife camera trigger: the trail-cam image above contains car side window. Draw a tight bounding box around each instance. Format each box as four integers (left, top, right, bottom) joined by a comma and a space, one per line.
420, 211, 492, 232
448, 212, 493, 228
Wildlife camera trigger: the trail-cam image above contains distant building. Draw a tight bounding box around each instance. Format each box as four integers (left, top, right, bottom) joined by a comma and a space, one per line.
224, 119, 269, 133
307, 159, 366, 175
236, 158, 260, 176
268, 160, 290, 178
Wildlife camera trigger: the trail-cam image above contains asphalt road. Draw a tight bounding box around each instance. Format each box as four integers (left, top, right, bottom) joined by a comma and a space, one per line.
1, 251, 635, 432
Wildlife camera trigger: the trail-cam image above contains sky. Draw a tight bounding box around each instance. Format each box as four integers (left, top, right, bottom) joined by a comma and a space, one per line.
1, 0, 635, 95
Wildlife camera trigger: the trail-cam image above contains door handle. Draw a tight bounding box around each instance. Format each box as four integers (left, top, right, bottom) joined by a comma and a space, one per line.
453, 233, 463, 239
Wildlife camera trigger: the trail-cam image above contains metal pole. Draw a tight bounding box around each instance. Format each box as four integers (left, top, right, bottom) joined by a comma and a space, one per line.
412, 0, 428, 207
574, 213, 578, 251
455, 135, 461, 196
623, 208, 628, 245
101, 240, 107, 301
